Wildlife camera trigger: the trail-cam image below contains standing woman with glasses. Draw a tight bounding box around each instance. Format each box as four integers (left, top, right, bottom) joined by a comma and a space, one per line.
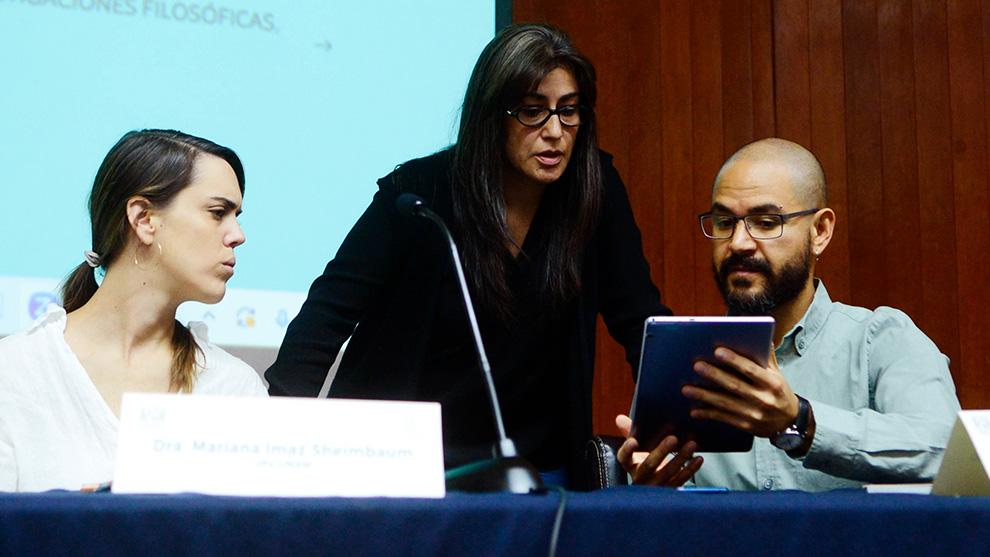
0, 130, 268, 492
266, 24, 682, 489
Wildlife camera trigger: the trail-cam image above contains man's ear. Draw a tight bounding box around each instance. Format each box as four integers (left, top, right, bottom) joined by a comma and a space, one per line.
125, 196, 156, 245
811, 207, 835, 256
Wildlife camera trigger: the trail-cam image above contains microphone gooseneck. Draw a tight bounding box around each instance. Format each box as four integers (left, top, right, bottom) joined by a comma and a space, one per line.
396, 193, 543, 493
395, 194, 509, 449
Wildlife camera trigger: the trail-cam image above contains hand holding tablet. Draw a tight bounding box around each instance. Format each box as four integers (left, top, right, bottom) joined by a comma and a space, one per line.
629, 316, 775, 453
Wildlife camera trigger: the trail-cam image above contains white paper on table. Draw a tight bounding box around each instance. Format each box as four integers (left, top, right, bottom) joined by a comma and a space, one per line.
932, 410, 990, 497
112, 393, 445, 498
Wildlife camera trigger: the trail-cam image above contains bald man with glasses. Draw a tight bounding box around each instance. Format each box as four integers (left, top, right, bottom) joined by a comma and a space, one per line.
617, 138, 960, 491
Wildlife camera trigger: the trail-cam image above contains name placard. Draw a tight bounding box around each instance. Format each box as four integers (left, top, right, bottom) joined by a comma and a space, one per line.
112, 393, 445, 498
932, 410, 990, 496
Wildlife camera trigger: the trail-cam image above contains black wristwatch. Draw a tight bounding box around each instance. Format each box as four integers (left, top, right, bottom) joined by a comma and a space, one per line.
771, 395, 810, 452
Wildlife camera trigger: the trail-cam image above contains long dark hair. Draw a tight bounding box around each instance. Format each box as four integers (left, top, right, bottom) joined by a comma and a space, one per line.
452, 23, 602, 321
61, 129, 244, 392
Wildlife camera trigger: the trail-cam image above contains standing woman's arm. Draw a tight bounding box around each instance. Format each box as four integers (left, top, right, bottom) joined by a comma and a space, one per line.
265, 190, 399, 396
596, 155, 671, 374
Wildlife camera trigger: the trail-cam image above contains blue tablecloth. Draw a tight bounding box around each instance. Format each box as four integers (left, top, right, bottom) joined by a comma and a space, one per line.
1, 487, 987, 556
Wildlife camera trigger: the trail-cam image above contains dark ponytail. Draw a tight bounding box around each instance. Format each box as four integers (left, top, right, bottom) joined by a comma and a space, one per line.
61, 262, 100, 313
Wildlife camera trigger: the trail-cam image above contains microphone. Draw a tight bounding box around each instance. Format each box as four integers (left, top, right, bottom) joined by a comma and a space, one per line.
395, 193, 427, 217
396, 193, 543, 494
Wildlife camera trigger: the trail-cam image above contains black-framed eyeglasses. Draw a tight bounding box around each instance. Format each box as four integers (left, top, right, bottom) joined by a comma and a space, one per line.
506, 105, 592, 127
699, 208, 820, 240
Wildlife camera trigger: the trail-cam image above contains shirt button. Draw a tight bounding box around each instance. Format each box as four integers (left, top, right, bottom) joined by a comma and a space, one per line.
763, 479, 774, 490
798, 340, 805, 350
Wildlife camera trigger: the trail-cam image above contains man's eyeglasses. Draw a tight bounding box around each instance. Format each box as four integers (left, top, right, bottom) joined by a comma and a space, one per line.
699, 209, 819, 240
506, 105, 592, 127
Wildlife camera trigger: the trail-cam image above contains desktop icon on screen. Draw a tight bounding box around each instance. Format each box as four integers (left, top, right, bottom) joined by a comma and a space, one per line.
28, 292, 57, 320
237, 307, 256, 328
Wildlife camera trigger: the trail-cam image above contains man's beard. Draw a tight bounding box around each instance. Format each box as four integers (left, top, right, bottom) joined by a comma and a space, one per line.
713, 241, 813, 316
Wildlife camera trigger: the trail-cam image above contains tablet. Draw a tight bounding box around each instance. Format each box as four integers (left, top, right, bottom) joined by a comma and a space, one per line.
629, 316, 775, 453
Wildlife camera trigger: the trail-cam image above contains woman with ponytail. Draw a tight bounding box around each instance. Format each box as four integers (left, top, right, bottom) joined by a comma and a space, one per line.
0, 129, 267, 492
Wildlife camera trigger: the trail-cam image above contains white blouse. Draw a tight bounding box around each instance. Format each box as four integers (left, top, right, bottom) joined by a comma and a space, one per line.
0, 305, 268, 492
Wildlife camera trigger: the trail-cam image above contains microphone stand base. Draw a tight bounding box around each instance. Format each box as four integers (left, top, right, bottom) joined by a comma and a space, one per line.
445, 457, 545, 494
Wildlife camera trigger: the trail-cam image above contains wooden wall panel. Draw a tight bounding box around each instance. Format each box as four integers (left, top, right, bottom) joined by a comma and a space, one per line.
878, 1, 924, 319
512, 0, 990, 433
774, 0, 813, 145
624, 0, 665, 294
913, 0, 962, 373
721, 1, 755, 156
589, 0, 667, 430
843, 1, 889, 311
808, 0, 850, 302
691, 0, 725, 317
590, 1, 637, 436
946, 0, 990, 406
751, 0, 777, 140
658, 0, 696, 322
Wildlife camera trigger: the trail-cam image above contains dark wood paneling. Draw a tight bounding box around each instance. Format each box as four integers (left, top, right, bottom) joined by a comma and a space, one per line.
721, 0, 755, 156
591, 1, 638, 435
808, 0, 851, 302
913, 0, 962, 375
658, 0, 697, 318
589, 0, 668, 434
691, 0, 725, 317
751, 0, 777, 139
774, 0, 813, 146
510, 0, 538, 23
878, 1, 924, 319
947, 0, 990, 407
625, 0, 665, 294
842, 1, 888, 310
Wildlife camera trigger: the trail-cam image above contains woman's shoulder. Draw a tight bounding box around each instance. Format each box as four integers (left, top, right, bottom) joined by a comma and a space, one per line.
0, 305, 66, 364
598, 148, 616, 168
595, 149, 631, 201
376, 148, 455, 200
0, 306, 75, 402
187, 322, 269, 397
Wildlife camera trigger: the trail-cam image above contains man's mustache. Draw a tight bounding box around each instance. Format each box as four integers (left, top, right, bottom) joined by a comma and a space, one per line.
718, 253, 773, 279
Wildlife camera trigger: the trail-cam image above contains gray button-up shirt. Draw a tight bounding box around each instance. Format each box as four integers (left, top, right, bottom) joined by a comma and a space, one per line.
691, 280, 961, 491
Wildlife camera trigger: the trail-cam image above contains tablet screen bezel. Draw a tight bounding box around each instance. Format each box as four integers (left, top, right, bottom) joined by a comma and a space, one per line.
629, 316, 775, 453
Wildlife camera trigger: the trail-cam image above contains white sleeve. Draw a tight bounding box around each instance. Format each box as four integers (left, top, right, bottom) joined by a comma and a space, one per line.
0, 425, 17, 492
187, 322, 269, 397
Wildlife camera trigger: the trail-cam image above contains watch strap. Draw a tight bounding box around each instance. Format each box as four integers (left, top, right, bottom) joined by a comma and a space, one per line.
793, 395, 810, 436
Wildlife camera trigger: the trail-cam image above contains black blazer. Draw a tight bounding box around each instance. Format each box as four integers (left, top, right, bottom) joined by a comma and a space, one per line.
266, 148, 671, 489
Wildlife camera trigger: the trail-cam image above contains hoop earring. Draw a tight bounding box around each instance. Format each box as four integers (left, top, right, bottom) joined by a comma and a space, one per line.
134, 243, 163, 270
